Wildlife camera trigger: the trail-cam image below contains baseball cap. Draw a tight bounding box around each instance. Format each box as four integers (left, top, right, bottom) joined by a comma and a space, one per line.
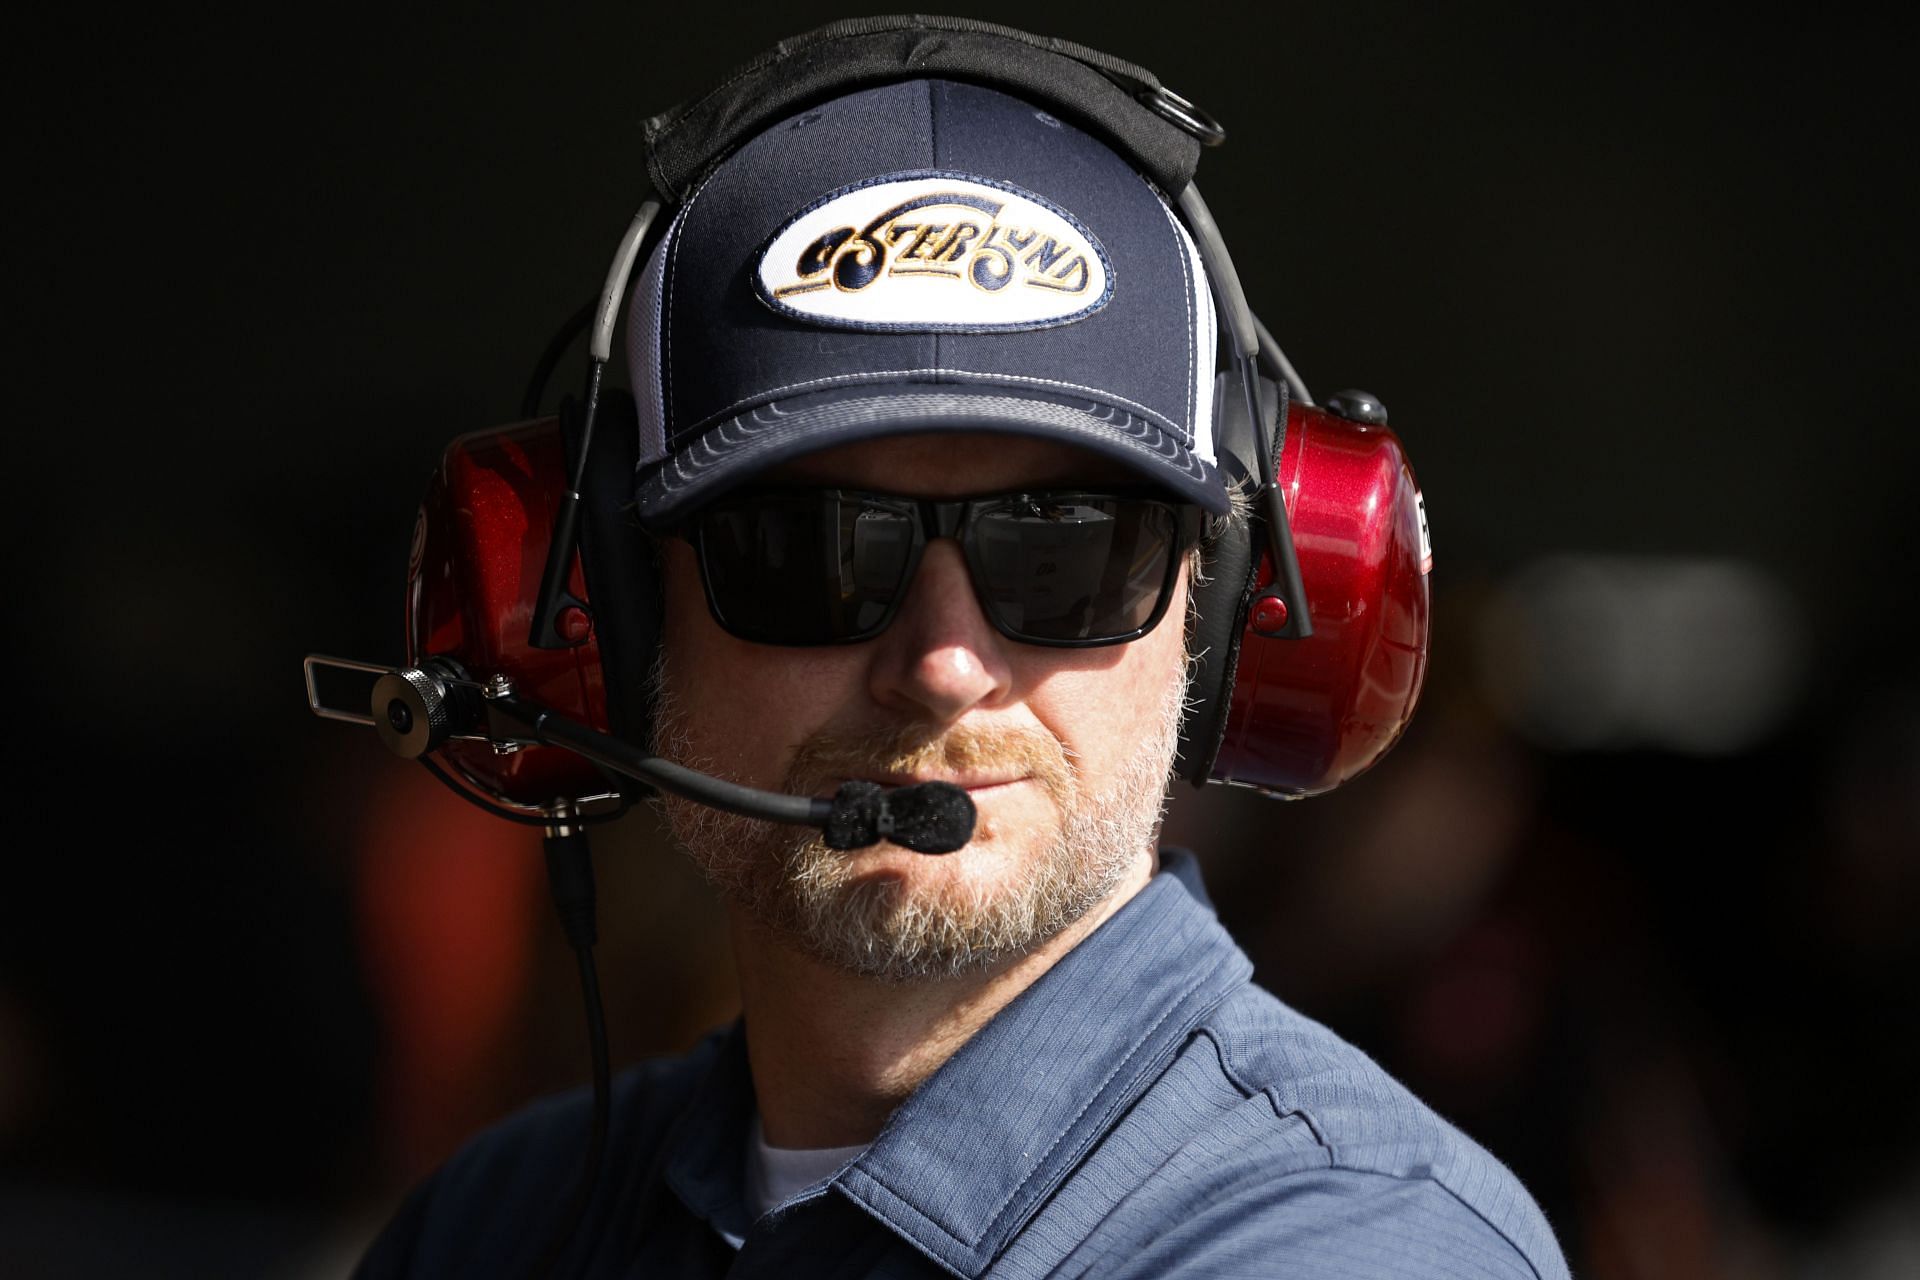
628, 77, 1224, 523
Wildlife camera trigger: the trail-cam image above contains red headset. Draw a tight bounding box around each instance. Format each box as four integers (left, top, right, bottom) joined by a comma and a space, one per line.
397, 388, 1428, 809
305, 23, 1433, 1264
311, 15, 1431, 820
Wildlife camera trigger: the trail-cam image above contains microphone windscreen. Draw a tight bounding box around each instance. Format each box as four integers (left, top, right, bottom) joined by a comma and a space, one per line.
884, 782, 975, 854
821, 781, 977, 854
822, 780, 884, 850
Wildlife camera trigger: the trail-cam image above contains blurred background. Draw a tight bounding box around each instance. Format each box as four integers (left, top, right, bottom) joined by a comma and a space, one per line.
7, 3, 1916, 1276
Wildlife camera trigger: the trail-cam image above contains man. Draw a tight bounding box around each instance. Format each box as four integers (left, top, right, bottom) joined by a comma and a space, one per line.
359, 31, 1569, 1280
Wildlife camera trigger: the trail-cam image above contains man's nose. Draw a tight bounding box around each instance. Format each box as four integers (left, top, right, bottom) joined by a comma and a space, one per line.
866, 540, 1014, 722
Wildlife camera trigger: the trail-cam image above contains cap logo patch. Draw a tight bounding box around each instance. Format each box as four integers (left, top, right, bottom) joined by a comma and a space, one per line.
755, 171, 1113, 332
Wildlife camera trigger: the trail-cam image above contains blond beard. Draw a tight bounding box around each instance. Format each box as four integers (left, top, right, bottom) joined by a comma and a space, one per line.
649, 657, 1188, 982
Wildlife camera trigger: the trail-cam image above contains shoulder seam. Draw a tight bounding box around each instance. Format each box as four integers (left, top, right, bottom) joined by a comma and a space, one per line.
1423, 1174, 1552, 1280
1197, 1024, 1338, 1164
1264, 1166, 1556, 1280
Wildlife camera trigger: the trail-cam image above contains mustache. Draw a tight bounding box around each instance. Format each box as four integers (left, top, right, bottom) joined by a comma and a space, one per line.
784, 722, 1076, 804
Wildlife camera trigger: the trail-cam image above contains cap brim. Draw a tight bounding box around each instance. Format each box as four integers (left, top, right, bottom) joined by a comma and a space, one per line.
637, 385, 1227, 525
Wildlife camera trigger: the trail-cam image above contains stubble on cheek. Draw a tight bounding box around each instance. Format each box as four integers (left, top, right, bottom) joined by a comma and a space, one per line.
655, 712, 1076, 907
647, 658, 1186, 982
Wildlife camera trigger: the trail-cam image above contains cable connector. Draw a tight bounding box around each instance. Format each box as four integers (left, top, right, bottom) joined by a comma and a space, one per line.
542, 801, 598, 951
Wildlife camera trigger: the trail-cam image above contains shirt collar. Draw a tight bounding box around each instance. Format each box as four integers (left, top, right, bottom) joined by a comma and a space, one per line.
838, 852, 1251, 1276
661, 1021, 757, 1245
659, 853, 1251, 1275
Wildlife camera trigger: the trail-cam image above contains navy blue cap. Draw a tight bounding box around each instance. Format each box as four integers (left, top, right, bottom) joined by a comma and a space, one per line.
628, 78, 1223, 522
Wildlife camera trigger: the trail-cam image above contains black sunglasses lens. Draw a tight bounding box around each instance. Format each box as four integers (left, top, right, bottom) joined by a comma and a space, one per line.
968, 497, 1179, 643
696, 494, 916, 643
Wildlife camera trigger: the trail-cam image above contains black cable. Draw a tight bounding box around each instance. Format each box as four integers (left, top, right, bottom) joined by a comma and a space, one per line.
530, 826, 610, 1280
527, 359, 604, 649
1176, 184, 1313, 640
521, 298, 597, 420
529, 943, 611, 1279
1251, 311, 1313, 408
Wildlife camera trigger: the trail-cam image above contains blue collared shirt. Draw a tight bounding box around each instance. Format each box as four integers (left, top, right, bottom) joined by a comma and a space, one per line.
359, 853, 1569, 1278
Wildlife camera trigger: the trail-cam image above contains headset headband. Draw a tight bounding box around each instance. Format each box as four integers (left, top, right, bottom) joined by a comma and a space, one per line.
642, 14, 1210, 202
532, 15, 1313, 665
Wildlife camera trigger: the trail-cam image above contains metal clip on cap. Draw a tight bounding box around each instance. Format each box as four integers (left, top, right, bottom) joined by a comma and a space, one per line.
1138, 86, 1226, 147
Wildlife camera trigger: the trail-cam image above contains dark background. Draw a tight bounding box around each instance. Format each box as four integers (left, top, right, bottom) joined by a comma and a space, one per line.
8, 4, 1917, 1277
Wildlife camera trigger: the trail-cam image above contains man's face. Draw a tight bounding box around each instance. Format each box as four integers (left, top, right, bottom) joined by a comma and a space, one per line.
652, 432, 1192, 981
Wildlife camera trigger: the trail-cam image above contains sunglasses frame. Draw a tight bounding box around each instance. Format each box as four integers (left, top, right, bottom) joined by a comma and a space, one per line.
679, 487, 1205, 649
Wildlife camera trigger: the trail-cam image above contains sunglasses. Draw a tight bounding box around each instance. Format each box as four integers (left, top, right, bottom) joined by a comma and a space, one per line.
679, 488, 1204, 648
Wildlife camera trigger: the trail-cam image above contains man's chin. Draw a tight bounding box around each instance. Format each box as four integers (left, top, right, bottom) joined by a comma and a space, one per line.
668, 698, 1179, 981
760, 824, 1131, 983
783, 824, 1016, 903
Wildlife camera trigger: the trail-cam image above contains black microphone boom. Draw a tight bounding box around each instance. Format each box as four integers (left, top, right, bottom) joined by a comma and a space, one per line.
481, 685, 975, 854
315, 653, 971, 1280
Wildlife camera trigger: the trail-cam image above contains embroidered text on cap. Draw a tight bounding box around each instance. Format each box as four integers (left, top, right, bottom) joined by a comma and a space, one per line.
755, 171, 1114, 333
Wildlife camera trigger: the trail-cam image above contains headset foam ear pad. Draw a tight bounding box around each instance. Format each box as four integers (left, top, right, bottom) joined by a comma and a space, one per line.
1176, 371, 1284, 786
1177, 494, 1258, 786
572, 391, 664, 761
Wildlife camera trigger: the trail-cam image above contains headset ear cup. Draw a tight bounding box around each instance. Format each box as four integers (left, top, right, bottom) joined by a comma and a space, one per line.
572, 391, 664, 766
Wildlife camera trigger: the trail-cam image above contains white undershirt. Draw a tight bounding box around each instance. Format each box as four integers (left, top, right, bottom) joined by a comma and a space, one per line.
743, 1114, 870, 1224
